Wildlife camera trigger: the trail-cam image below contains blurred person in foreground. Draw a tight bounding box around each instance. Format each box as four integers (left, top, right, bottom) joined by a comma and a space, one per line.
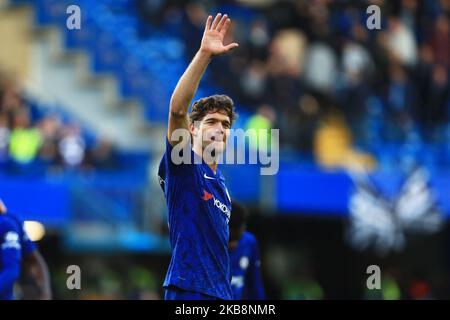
0, 199, 51, 300
229, 202, 265, 300
157, 13, 238, 300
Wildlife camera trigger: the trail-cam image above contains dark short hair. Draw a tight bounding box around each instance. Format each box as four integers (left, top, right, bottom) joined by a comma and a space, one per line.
229, 201, 248, 232
189, 94, 237, 125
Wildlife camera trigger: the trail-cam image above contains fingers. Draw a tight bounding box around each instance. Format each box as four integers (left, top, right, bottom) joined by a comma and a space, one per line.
204, 15, 212, 31
224, 42, 239, 52
220, 17, 232, 35
216, 14, 228, 32
211, 13, 222, 30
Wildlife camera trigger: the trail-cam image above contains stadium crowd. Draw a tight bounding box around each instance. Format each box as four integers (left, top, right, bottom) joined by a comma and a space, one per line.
136, 0, 450, 168
0, 73, 119, 176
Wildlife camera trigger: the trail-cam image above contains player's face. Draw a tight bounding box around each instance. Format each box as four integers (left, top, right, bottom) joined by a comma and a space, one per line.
194, 112, 231, 156
228, 225, 245, 251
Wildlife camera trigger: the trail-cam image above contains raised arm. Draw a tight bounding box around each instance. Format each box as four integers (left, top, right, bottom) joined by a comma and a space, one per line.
167, 13, 238, 145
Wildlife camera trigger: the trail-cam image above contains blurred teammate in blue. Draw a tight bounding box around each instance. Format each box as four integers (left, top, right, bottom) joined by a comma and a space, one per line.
0, 198, 51, 300
229, 202, 265, 300
157, 13, 238, 300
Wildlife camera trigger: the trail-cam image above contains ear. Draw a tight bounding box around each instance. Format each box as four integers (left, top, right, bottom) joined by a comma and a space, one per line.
189, 122, 197, 136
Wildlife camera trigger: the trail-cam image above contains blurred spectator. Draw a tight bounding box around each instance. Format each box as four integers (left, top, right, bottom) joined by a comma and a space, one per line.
245, 104, 276, 153
386, 16, 418, 67
342, 41, 374, 85
399, 0, 420, 34
304, 42, 338, 93
340, 40, 374, 131
314, 111, 376, 170
248, 18, 271, 52
314, 112, 352, 167
88, 137, 119, 170
37, 115, 61, 168
268, 29, 307, 78
58, 124, 86, 169
428, 14, 450, 67
240, 60, 267, 106
9, 108, 42, 164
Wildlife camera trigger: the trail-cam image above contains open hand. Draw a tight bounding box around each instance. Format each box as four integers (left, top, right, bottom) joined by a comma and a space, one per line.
200, 13, 239, 57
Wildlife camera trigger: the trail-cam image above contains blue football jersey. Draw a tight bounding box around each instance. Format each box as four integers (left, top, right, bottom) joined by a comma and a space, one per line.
8, 213, 37, 256
230, 232, 265, 300
0, 212, 36, 300
0, 214, 21, 300
158, 138, 233, 300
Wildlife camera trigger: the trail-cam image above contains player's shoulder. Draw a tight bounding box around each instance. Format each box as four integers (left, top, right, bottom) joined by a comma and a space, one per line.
5, 211, 24, 224
161, 137, 200, 170
0, 214, 20, 234
2, 212, 24, 229
242, 231, 258, 245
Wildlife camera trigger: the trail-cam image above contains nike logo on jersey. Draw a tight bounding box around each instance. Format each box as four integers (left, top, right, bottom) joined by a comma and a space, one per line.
204, 173, 215, 180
